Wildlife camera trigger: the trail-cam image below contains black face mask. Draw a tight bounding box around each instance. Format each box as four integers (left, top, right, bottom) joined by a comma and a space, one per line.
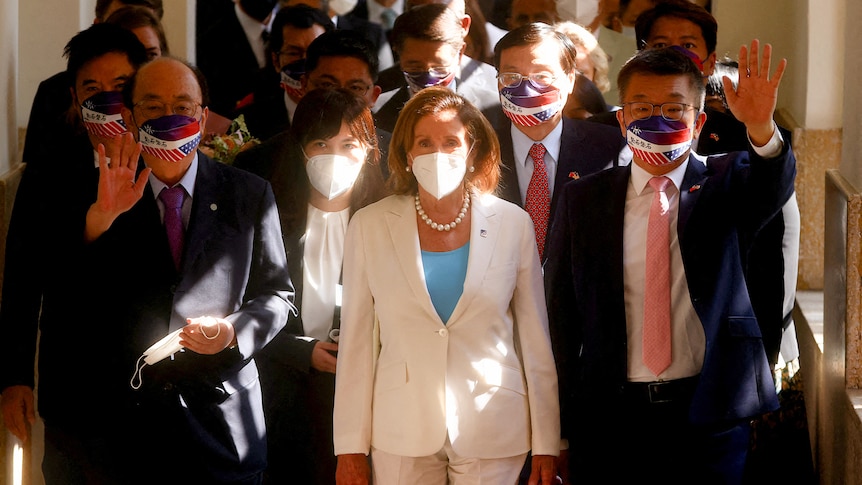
239, 0, 277, 22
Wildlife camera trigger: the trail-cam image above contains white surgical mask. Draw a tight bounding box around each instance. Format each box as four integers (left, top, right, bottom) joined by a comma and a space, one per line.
306, 153, 363, 200
411, 152, 467, 200
329, 0, 358, 16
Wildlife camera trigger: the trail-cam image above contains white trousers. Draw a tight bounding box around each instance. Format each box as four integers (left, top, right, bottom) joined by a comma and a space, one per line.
370, 438, 527, 485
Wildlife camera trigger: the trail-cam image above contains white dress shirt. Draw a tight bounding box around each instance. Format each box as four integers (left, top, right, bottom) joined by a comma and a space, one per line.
235, 2, 272, 69
510, 120, 563, 205
149, 153, 198, 228
302, 205, 349, 341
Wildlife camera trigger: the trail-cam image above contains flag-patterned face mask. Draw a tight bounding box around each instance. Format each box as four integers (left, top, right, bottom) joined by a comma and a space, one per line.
81, 91, 127, 138
499, 82, 562, 127
138, 115, 202, 163
626, 116, 694, 167
280, 59, 306, 102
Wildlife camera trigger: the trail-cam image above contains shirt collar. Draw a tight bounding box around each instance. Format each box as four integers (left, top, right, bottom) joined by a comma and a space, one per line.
510, 119, 563, 168
630, 153, 690, 196
149, 152, 199, 200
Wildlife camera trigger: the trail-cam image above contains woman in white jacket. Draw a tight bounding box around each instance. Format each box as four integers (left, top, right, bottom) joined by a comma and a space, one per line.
334, 87, 560, 484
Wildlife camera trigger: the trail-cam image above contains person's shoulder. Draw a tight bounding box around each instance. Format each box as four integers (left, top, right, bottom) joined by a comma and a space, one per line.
353, 193, 408, 219
233, 131, 290, 177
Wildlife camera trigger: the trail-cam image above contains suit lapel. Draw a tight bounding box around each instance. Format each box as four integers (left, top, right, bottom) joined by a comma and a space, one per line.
498, 120, 522, 206
384, 196, 441, 323
183, 154, 234, 273
678, 154, 709, 240
446, 194, 498, 326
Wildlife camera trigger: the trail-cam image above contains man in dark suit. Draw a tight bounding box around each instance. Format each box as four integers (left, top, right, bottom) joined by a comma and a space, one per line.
21, 0, 163, 171
545, 45, 790, 484
493, 22, 625, 261
373, 3, 503, 135
84, 56, 293, 483
0, 24, 149, 484
196, 0, 277, 117
634, 0, 799, 373
238, 4, 335, 142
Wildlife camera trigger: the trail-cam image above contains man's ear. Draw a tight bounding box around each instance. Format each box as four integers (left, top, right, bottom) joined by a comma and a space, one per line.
272, 51, 281, 72
121, 106, 136, 133
702, 52, 717, 77
461, 13, 472, 36
692, 110, 707, 139
616, 108, 627, 138
370, 85, 382, 107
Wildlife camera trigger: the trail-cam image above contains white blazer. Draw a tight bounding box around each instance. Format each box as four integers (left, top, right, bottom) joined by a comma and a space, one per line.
333, 193, 560, 459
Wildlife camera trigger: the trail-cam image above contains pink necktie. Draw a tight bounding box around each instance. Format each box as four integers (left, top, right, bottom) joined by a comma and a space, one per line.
526, 143, 550, 259
644, 176, 672, 376
159, 186, 186, 271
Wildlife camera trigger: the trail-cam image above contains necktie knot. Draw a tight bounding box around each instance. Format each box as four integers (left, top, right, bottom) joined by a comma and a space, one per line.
529, 143, 547, 165
648, 176, 670, 193
159, 186, 185, 210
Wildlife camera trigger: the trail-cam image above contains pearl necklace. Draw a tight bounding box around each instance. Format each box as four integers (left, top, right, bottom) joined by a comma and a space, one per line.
415, 192, 470, 231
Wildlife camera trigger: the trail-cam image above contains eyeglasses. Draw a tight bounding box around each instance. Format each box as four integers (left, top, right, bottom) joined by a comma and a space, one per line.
403, 66, 454, 78
497, 72, 557, 89
622, 102, 699, 121
308, 80, 371, 97
135, 100, 201, 118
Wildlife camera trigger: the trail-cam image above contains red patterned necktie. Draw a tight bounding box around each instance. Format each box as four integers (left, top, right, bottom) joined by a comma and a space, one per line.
643, 176, 672, 376
525, 143, 550, 259
159, 186, 186, 271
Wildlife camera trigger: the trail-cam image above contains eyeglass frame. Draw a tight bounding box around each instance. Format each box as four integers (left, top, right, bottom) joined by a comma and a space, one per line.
133, 99, 203, 119
306, 79, 372, 97
620, 102, 700, 122
496, 72, 559, 89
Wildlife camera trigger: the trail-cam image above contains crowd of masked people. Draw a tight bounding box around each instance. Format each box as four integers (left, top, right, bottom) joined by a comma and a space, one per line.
0, 0, 813, 483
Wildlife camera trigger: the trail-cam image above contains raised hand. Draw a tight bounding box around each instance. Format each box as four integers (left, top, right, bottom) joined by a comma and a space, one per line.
722, 39, 787, 146
85, 132, 151, 242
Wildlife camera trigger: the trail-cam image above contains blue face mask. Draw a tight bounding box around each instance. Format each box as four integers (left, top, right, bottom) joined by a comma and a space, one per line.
280, 59, 306, 101
499, 81, 562, 127
625, 116, 694, 167
403, 69, 455, 94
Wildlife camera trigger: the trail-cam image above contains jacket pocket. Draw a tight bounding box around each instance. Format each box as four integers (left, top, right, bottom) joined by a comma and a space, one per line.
375, 361, 407, 393
727, 316, 763, 338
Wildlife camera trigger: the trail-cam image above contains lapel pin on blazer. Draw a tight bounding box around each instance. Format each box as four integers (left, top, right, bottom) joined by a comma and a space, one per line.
709, 133, 720, 141
480, 229, 487, 237
568, 171, 580, 180
210, 203, 218, 211
689, 184, 702, 193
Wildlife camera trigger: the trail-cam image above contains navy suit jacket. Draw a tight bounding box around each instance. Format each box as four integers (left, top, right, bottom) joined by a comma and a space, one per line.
497, 117, 626, 248
544, 146, 792, 439
84, 153, 295, 481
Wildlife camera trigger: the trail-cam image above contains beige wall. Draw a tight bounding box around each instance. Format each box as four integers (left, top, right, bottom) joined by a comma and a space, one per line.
16, 0, 196, 132
1, 0, 18, 176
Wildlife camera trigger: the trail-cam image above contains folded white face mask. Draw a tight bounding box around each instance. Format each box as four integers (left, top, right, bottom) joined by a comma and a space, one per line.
411, 152, 467, 200
305, 153, 364, 200
129, 328, 185, 390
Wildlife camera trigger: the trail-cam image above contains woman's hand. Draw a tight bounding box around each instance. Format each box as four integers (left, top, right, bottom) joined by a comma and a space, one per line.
529, 454, 559, 484
336, 453, 370, 485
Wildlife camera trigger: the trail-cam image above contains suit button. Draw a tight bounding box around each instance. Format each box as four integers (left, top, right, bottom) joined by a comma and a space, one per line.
438, 328, 448, 337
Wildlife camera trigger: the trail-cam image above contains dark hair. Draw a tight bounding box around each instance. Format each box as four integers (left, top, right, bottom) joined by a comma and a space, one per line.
567, 75, 609, 118
464, 0, 492, 64
388, 87, 500, 195
122, 56, 210, 109
706, 57, 737, 110
617, 47, 705, 108
635, 0, 717, 55
105, 5, 169, 57
95, 0, 164, 20
268, 4, 335, 56
494, 22, 578, 76
391, 3, 466, 55
306, 29, 380, 82
273, 88, 387, 232
64, 23, 148, 83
